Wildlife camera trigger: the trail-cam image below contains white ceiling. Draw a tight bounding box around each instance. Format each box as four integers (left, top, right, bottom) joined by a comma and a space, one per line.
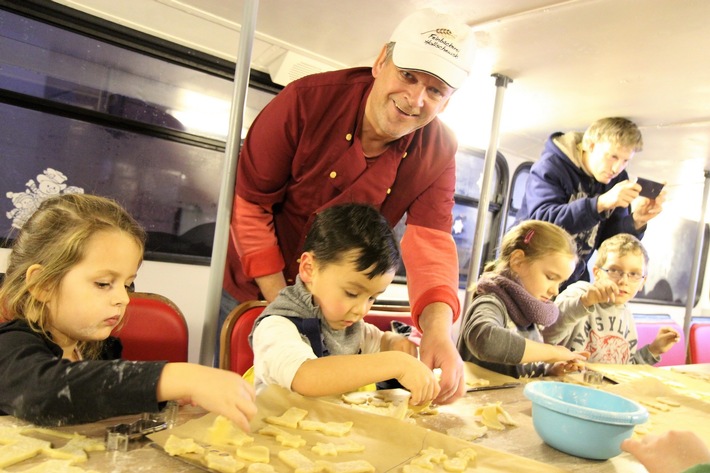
59, 0, 710, 219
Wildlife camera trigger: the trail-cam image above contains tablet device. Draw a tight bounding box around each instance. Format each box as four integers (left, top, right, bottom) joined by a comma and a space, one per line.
636, 177, 664, 199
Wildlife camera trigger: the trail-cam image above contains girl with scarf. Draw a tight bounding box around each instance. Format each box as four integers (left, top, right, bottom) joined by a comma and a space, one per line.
457, 220, 588, 378
250, 203, 439, 405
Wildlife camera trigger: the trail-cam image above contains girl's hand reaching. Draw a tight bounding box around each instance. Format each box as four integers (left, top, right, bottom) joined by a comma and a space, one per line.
157, 363, 257, 432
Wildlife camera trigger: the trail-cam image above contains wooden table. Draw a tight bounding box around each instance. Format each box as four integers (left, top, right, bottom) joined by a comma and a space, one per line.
416, 381, 648, 473
0, 406, 209, 473
4, 367, 708, 472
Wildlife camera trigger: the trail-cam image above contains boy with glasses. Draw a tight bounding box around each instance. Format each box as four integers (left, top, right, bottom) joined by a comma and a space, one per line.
543, 233, 680, 364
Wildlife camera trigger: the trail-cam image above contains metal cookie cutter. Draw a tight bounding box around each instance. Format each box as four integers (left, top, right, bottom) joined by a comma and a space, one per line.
105, 418, 167, 451
583, 369, 604, 386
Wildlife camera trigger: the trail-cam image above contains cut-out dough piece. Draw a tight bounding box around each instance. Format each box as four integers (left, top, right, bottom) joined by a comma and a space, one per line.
257, 425, 288, 438
314, 459, 376, 473
204, 450, 245, 473
311, 440, 365, 456
247, 464, 276, 473
407, 400, 438, 417
475, 404, 505, 430
403, 465, 433, 473
236, 445, 269, 463
655, 397, 681, 407
208, 415, 254, 447
277, 448, 317, 472
298, 420, 353, 437
446, 424, 487, 441
257, 425, 305, 448
411, 446, 447, 468
341, 392, 373, 405
43, 439, 88, 463
474, 402, 517, 429
42, 435, 105, 463
265, 407, 309, 429
3, 458, 100, 473
466, 377, 491, 387
21, 428, 76, 440
0, 436, 51, 468
311, 442, 338, 456
443, 457, 468, 472
639, 399, 670, 412
163, 434, 205, 456
455, 447, 477, 462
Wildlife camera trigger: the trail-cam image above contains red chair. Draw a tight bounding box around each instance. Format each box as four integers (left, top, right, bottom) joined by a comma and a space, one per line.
635, 319, 686, 366
111, 292, 189, 363
219, 300, 268, 375
363, 304, 413, 332
689, 322, 710, 364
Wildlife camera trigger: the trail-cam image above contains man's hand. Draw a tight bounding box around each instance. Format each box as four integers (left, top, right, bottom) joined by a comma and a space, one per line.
417, 303, 464, 405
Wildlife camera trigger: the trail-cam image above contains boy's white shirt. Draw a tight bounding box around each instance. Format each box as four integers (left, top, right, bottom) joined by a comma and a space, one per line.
252, 315, 384, 393
544, 280, 650, 364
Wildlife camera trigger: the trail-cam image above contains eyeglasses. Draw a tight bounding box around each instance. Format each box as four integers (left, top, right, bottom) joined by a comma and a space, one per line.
600, 268, 646, 282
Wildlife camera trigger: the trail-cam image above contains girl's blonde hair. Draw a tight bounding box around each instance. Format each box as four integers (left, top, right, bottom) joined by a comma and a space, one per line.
484, 220, 577, 273
0, 194, 146, 357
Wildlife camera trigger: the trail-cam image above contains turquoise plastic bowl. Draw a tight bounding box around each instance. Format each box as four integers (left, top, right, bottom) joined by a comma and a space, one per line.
524, 381, 648, 460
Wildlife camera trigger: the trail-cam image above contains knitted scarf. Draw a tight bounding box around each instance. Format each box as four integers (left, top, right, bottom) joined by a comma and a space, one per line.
475, 271, 559, 327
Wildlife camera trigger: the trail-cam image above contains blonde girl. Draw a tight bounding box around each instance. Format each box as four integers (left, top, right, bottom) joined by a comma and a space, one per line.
456, 220, 587, 378
0, 194, 256, 429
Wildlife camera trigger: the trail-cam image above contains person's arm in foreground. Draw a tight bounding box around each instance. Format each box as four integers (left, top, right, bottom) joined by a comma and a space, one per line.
401, 225, 464, 405
291, 352, 440, 405
622, 430, 710, 473
157, 363, 257, 432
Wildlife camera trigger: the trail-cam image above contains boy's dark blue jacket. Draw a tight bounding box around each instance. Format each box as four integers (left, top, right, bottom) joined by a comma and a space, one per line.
515, 132, 644, 286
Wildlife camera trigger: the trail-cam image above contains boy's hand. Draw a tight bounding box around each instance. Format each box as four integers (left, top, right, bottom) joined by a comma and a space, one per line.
548, 359, 586, 376
396, 356, 441, 406
649, 327, 680, 356
581, 279, 619, 306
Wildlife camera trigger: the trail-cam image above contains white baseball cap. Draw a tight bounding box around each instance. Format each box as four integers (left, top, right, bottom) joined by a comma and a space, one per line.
390, 9, 476, 89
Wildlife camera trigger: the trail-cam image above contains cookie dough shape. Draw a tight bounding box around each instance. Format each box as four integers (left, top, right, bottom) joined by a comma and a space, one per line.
204, 449, 245, 473
277, 448, 317, 472
314, 459, 376, 473
265, 407, 309, 429
208, 415, 255, 447
163, 434, 205, 456
474, 402, 517, 430
1, 458, 100, 473
297, 420, 353, 437
237, 445, 270, 463
0, 435, 51, 468
311, 440, 365, 456
257, 425, 306, 448
247, 464, 275, 473
446, 424, 487, 441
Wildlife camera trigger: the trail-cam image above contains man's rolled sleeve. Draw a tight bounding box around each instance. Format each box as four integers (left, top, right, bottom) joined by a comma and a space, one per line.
401, 224, 460, 330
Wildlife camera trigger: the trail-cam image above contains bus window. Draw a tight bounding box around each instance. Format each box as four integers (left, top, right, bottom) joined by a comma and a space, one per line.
0, 6, 279, 264
633, 218, 708, 306
509, 164, 531, 214
391, 147, 508, 288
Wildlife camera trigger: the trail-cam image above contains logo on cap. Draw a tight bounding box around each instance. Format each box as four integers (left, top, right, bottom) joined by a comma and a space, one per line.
421, 29, 460, 60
